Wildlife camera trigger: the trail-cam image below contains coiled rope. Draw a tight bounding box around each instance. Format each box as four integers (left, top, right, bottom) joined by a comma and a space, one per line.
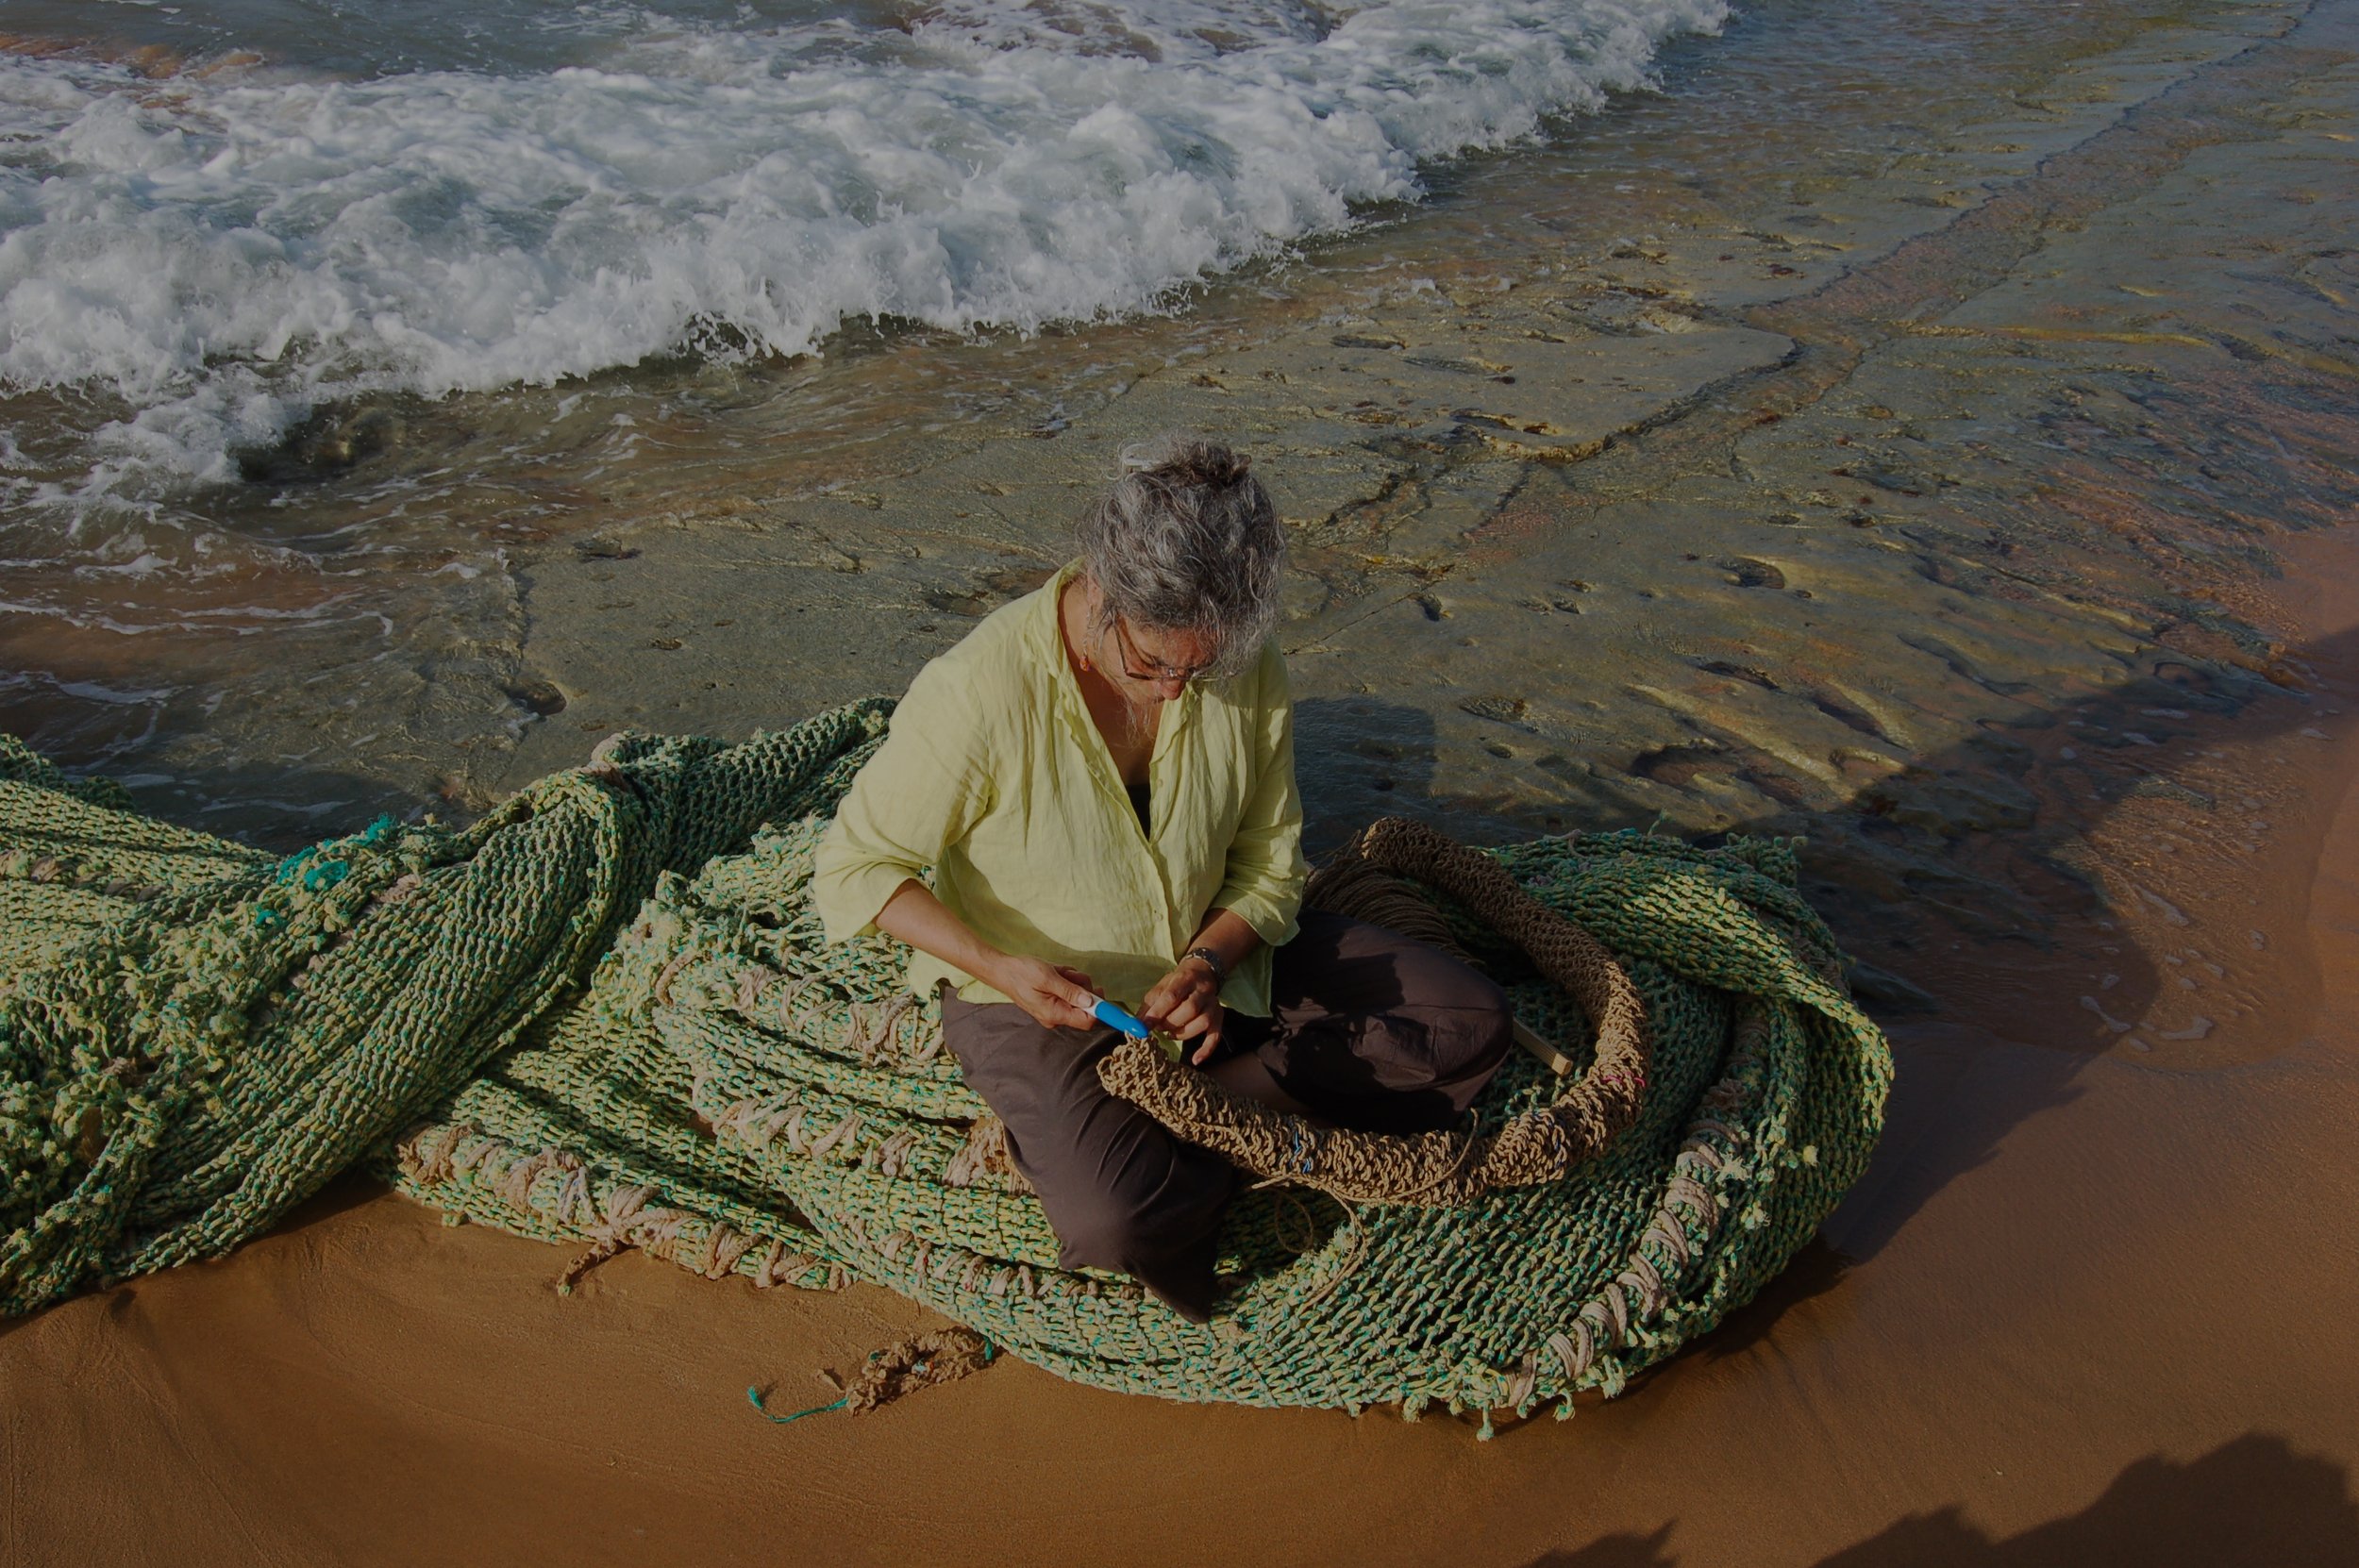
1097, 817, 1650, 1206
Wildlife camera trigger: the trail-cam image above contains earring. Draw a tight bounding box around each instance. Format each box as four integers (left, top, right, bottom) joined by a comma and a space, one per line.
1078, 653, 1092, 673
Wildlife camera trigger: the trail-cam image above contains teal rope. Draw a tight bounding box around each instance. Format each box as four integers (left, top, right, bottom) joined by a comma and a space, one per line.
747, 1386, 849, 1424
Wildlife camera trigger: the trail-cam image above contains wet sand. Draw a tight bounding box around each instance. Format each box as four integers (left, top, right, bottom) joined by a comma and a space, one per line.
7, 0, 2359, 1561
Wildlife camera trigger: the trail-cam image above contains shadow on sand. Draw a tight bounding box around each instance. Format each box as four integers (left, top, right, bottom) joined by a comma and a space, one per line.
1522, 1432, 2359, 1567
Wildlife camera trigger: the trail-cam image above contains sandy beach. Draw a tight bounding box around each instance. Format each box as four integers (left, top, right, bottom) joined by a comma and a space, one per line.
5, 0, 2359, 1560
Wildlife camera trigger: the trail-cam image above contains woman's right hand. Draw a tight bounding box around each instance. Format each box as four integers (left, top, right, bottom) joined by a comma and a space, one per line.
876, 883, 1099, 1031
989, 955, 1101, 1032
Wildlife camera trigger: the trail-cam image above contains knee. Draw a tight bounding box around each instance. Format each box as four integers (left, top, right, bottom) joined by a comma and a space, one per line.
1400, 964, 1515, 1087
1471, 983, 1516, 1063
1049, 1160, 1231, 1323
1054, 1207, 1156, 1278
1430, 991, 1514, 1091
1048, 1150, 1230, 1279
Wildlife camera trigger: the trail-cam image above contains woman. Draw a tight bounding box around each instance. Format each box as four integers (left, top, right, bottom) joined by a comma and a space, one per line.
812, 436, 1513, 1322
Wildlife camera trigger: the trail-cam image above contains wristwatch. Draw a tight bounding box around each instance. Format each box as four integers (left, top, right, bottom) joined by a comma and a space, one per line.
1181, 945, 1228, 984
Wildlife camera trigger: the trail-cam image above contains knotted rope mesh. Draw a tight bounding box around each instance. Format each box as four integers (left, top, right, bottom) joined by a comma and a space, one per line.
0, 704, 1892, 1426
1098, 816, 1652, 1206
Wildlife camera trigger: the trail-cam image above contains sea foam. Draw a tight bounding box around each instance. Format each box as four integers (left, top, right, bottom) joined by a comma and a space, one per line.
0, 0, 1727, 498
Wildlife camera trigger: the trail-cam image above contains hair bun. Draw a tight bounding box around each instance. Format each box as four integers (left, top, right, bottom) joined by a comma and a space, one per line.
1137, 436, 1251, 491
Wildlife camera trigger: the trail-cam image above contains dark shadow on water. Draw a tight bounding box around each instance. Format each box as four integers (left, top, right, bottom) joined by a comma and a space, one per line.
1297, 624, 2359, 1282
1295, 694, 1445, 862
1798, 625, 2356, 1265
0, 727, 444, 856
1296, 692, 1542, 863
125, 761, 441, 856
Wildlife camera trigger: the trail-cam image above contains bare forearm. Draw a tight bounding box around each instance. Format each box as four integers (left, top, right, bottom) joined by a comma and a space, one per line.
1187, 908, 1263, 978
874, 878, 1097, 1031
872, 878, 1011, 990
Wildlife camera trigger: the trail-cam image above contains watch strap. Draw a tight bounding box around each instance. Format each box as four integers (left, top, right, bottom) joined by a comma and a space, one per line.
1182, 945, 1228, 984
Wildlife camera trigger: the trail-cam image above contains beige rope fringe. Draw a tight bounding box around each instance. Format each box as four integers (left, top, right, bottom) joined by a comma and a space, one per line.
750, 1326, 998, 1422
1096, 816, 1650, 1207
838, 1326, 999, 1410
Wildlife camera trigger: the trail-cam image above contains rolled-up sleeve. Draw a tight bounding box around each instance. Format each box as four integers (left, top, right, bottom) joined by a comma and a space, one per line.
811, 659, 994, 943
1211, 646, 1307, 948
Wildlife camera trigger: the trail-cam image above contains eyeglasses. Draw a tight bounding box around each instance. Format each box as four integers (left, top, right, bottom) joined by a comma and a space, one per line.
1106, 618, 1214, 685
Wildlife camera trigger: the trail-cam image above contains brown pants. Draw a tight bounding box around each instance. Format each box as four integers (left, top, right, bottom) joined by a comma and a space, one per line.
941, 911, 1514, 1322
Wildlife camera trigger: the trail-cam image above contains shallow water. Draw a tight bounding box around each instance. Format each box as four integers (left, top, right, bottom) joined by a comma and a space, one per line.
1, 0, 2247, 837
3, 0, 1733, 806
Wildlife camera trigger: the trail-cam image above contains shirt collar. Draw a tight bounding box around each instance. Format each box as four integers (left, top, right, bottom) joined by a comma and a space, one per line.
1033, 559, 1200, 751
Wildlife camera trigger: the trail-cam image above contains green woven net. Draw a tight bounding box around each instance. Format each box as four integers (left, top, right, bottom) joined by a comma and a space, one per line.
0, 702, 1891, 1425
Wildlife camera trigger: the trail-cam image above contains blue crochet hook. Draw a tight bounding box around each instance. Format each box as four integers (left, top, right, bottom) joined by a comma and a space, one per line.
1087, 995, 1151, 1040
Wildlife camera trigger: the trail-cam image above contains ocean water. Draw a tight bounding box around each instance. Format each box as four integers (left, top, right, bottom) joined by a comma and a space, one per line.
1, 0, 1724, 506
0, 0, 1732, 816
0, 0, 2205, 837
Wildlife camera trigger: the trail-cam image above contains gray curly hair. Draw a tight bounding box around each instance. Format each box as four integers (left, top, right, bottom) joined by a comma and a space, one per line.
1074, 433, 1284, 678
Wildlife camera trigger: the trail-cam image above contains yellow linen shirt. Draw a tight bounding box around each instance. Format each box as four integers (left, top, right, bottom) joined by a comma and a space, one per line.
811, 561, 1306, 1014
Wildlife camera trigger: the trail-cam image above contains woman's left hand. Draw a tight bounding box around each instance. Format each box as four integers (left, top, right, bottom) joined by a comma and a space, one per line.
1139, 956, 1225, 1066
